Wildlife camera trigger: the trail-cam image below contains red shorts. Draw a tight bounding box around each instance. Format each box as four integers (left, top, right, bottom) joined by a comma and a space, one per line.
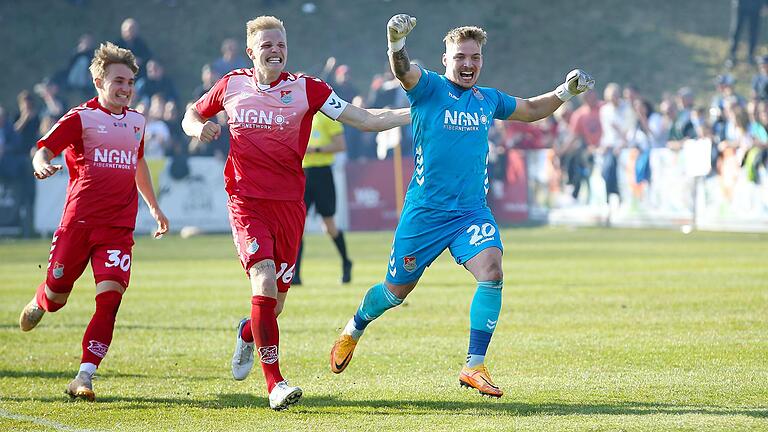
227, 196, 305, 292
46, 225, 135, 293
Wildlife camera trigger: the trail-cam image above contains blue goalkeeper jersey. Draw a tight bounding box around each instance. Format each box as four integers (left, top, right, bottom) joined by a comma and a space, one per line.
405, 67, 517, 211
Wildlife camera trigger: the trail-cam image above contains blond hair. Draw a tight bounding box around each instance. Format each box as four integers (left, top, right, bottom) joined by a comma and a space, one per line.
443, 26, 487, 47
246, 16, 286, 48
89, 42, 138, 80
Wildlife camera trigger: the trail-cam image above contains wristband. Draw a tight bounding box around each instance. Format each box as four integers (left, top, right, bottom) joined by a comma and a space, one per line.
555, 83, 574, 102
388, 38, 405, 53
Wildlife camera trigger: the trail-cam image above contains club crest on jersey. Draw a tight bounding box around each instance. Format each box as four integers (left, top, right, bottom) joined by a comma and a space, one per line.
258, 345, 279, 364
134, 126, 142, 140
247, 239, 260, 255
280, 90, 293, 104
471, 87, 484, 101
52, 262, 64, 279
403, 256, 417, 272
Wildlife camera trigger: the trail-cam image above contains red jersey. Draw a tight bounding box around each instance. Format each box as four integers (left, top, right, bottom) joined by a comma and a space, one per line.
569, 103, 603, 148
37, 98, 145, 229
195, 69, 334, 201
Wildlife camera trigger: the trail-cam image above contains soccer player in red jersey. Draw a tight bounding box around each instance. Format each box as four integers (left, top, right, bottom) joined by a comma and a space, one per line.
18, 42, 169, 401
182, 16, 410, 410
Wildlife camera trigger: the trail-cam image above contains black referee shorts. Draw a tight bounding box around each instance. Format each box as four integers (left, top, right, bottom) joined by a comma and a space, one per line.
303, 165, 336, 217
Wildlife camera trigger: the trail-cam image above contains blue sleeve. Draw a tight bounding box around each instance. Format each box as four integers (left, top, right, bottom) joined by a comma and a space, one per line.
406, 66, 437, 104
493, 89, 517, 119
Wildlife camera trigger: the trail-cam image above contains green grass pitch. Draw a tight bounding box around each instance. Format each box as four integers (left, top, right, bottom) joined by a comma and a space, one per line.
1, 227, 766, 431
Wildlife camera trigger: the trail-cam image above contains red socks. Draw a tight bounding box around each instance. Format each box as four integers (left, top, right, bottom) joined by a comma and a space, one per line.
250, 296, 283, 393
81, 291, 122, 366
35, 283, 65, 312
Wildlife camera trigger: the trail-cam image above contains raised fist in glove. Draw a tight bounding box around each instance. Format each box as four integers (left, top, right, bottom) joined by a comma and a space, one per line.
387, 14, 417, 52
555, 69, 595, 101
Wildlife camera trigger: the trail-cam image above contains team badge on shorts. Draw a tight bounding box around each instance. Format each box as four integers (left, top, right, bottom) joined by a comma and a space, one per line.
52, 262, 65, 279
258, 345, 279, 364
247, 239, 260, 255
403, 256, 417, 272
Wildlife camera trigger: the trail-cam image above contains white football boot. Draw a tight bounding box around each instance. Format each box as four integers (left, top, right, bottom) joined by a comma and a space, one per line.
231, 318, 255, 381
268, 380, 303, 410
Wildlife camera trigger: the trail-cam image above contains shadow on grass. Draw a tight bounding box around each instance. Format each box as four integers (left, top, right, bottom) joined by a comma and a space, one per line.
2, 393, 766, 418
0, 323, 229, 332
0, 370, 147, 379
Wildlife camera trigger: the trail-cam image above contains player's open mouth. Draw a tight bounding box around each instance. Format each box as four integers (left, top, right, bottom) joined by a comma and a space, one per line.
267, 57, 282, 64
460, 71, 474, 81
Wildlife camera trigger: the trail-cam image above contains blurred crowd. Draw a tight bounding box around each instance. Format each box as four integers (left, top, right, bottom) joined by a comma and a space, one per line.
3, 16, 768, 236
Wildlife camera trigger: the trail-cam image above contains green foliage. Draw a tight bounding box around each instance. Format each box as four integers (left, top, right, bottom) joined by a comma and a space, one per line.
1, 228, 767, 431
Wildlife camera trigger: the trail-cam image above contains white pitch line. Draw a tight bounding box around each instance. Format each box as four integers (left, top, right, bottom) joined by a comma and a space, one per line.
0, 408, 100, 432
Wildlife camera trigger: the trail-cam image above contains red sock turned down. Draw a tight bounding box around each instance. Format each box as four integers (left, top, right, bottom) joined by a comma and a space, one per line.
241, 318, 254, 343
81, 291, 122, 366
251, 295, 283, 393
35, 283, 65, 312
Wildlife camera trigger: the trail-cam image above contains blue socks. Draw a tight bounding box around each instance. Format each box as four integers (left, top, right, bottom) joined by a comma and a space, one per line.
466, 280, 503, 367
345, 283, 403, 339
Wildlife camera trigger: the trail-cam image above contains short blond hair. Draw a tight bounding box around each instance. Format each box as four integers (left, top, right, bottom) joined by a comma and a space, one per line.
443, 26, 487, 47
246, 16, 286, 48
89, 42, 138, 80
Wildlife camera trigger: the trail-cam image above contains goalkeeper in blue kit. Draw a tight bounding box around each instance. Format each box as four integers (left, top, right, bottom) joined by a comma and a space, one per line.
330, 14, 594, 397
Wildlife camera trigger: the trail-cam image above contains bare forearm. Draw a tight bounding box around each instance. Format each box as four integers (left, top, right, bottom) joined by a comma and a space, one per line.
515, 93, 564, 122
135, 159, 160, 211
181, 107, 205, 138
361, 108, 410, 131
390, 48, 411, 80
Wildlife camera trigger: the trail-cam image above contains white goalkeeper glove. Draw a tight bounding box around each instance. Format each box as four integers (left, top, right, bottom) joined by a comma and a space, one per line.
387, 14, 417, 53
555, 69, 595, 101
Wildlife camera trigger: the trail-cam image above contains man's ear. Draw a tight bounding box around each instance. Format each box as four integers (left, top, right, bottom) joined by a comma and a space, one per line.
442, 53, 447, 67
246, 47, 254, 60
93, 77, 103, 90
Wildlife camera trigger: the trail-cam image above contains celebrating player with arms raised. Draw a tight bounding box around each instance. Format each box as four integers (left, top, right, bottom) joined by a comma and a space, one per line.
19, 42, 169, 401
182, 16, 409, 410
330, 14, 594, 398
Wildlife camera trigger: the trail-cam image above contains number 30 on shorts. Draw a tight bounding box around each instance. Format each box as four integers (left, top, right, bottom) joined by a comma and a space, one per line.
466, 223, 497, 246
105, 249, 132, 271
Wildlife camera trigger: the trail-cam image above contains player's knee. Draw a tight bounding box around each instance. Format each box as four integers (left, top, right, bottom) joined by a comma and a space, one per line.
250, 276, 278, 298
485, 262, 503, 282
274, 301, 284, 317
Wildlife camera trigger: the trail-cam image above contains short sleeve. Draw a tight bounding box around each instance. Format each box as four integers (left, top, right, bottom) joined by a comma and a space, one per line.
304, 75, 334, 112
194, 75, 230, 118
493, 90, 517, 120
37, 109, 82, 156
406, 66, 437, 103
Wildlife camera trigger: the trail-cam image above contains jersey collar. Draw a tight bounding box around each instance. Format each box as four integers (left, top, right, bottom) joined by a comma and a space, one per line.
87, 97, 128, 117
252, 71, 290, 90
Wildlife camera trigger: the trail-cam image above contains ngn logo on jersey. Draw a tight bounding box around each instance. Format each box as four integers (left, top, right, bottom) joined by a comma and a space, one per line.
93, 148, 137, 170
443, 109, 488, 132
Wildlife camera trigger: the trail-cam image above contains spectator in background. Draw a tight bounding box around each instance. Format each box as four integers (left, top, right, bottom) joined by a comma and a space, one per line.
193, 64, 221, 100
561, 89, 602, 200
135, 59, 179, 107
212, 38, 250, 76
627, 98, 661, 186
667, 87, 697, 149
751, 55, 768, 101
115, 18, 152, 78
599, 83, 631, 204
0, 105, 22, 179
11, 93, 39, 238
711, 74, 745, 112
34, 79, 66, 119
726, 0, 767, 68
63, 33, 96, 99
143, 95, 171, 160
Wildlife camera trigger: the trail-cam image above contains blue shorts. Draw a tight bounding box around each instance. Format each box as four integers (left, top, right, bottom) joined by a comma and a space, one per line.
385, 202, 503, 284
